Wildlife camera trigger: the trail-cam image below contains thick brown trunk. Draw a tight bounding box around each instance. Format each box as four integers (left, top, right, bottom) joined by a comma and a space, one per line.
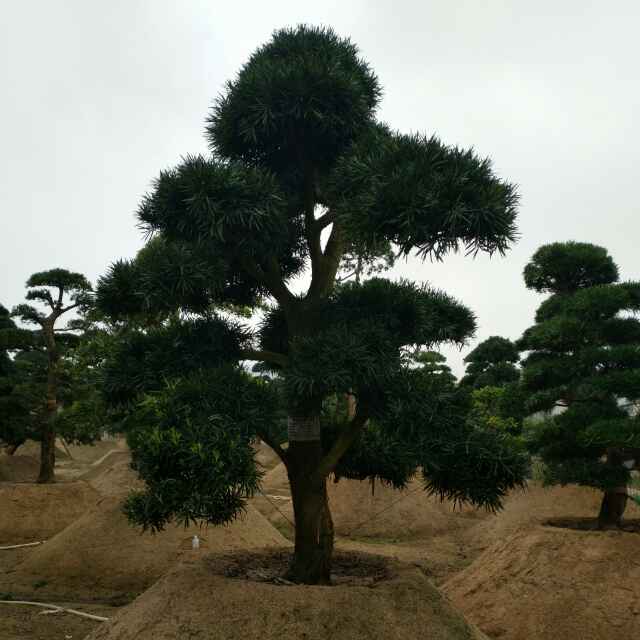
598, 489, 627, 529
37, 422, 56, 484
284, 415, 334, 584
598, 449, 627, 529
37, 350, 58, 484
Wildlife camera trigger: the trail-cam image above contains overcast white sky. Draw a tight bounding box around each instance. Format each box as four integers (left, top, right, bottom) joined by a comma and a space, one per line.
1, 1, 638, 376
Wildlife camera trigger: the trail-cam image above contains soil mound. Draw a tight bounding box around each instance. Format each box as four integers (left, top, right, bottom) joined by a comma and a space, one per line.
256, 463, 488, 540
82, 457, 143, 496
0, 481, 98, 543
463, 483, 640, 555
3, 497, 288, 601
17, 439, 70, 460
87, 550, 488, 640
0, 455, 39, 482
444, 525, 640, 640
65, 437, 128, 464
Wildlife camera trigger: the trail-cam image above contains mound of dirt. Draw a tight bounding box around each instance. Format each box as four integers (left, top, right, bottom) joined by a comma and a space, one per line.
17, 439, 70, 460
256, 463, 488, 541
64, 437, 128, 464
0, 455, 39, 482
444, 525, 640, 640
3, 497, 288, 601
0, 481, 98, 543
82, 457, 143, 496
463, 483, 640, 555
87, 550, 489, 640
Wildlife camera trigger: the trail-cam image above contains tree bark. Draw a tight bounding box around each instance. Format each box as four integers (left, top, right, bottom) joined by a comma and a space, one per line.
598, 449, 627, 529
284, 416, 334, 584
598, 489, 627, 529
37, 337, 58, 484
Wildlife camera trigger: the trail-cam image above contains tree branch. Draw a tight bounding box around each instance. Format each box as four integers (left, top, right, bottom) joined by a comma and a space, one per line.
312, 210, 336, 233
256, 431, 288, 466
314, 408, 369, 481
238, 255, 296, 313
308, 222, 344, 299
336, 270, 357, 283
60, 303, 80, 314
304, 173, 323, 286
240, 349, 288, 368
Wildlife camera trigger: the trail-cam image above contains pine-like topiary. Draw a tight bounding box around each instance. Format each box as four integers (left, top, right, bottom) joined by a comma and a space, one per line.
4, 270, 92, 482
97, 25, 526, 583
519, 242, 640, 528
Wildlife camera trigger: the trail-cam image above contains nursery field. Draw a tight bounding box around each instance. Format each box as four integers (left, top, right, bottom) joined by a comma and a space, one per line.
1, 440, 639, 640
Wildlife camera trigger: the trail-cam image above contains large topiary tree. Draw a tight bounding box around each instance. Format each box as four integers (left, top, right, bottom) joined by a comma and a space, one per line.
519, 242, 640, 528
8, 270, 92, 482
97, 25, 526, 583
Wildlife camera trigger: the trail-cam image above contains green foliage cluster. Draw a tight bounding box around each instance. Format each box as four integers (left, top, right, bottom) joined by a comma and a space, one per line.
123, 369, 281, 531
461, 336, 520, 388
0, 305, 43, 450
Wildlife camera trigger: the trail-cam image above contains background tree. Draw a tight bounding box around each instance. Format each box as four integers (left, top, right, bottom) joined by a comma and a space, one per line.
460, 336, 520, 388
518, 242, 640, 528
97, 25, 526, 583
9, 269, 92, 482
0, 304, 38, 454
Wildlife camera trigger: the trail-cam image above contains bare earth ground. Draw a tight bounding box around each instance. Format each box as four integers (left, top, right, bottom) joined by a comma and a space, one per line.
1, 441, 639, 639
0, 602, 119, 640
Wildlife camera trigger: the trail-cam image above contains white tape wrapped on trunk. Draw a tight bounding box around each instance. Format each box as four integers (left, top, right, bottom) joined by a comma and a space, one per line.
287, 415, 321, 442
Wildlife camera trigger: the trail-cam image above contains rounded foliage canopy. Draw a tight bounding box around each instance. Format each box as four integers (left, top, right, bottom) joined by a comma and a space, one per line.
523, 241, 619, 294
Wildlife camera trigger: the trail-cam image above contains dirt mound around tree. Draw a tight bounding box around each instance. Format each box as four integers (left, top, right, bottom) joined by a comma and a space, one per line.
0, 455, 39, 482
0, 481, 98, 543
444, 524, 640, 640
255, 463, 489, 541
2, 497, 288, 602
463, 483, 640, 555
86, 550, 489, 640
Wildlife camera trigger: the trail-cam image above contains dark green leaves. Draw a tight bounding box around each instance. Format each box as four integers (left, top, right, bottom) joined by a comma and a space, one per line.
123, 368, 281, 531
103, 317, 249, 405
282, 279, 475, 399
208, 25, 380, 173
138, 155, 287, 252
523, 242, 619, 294
420, 427, 528, 511
327, 129, 519, 259
461, 336, 520, 388
96, 236, 263, 320
26, 269, 92, 294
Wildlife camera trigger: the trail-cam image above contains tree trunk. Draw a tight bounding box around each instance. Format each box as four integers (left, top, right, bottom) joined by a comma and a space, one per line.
284, 415, 334, 584
598, 489, 627, 529
37, 351, 58, 484
598, 449, 627, 529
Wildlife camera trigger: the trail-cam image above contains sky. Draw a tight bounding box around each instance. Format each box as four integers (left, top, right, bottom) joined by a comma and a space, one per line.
1, 1, 638, 377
